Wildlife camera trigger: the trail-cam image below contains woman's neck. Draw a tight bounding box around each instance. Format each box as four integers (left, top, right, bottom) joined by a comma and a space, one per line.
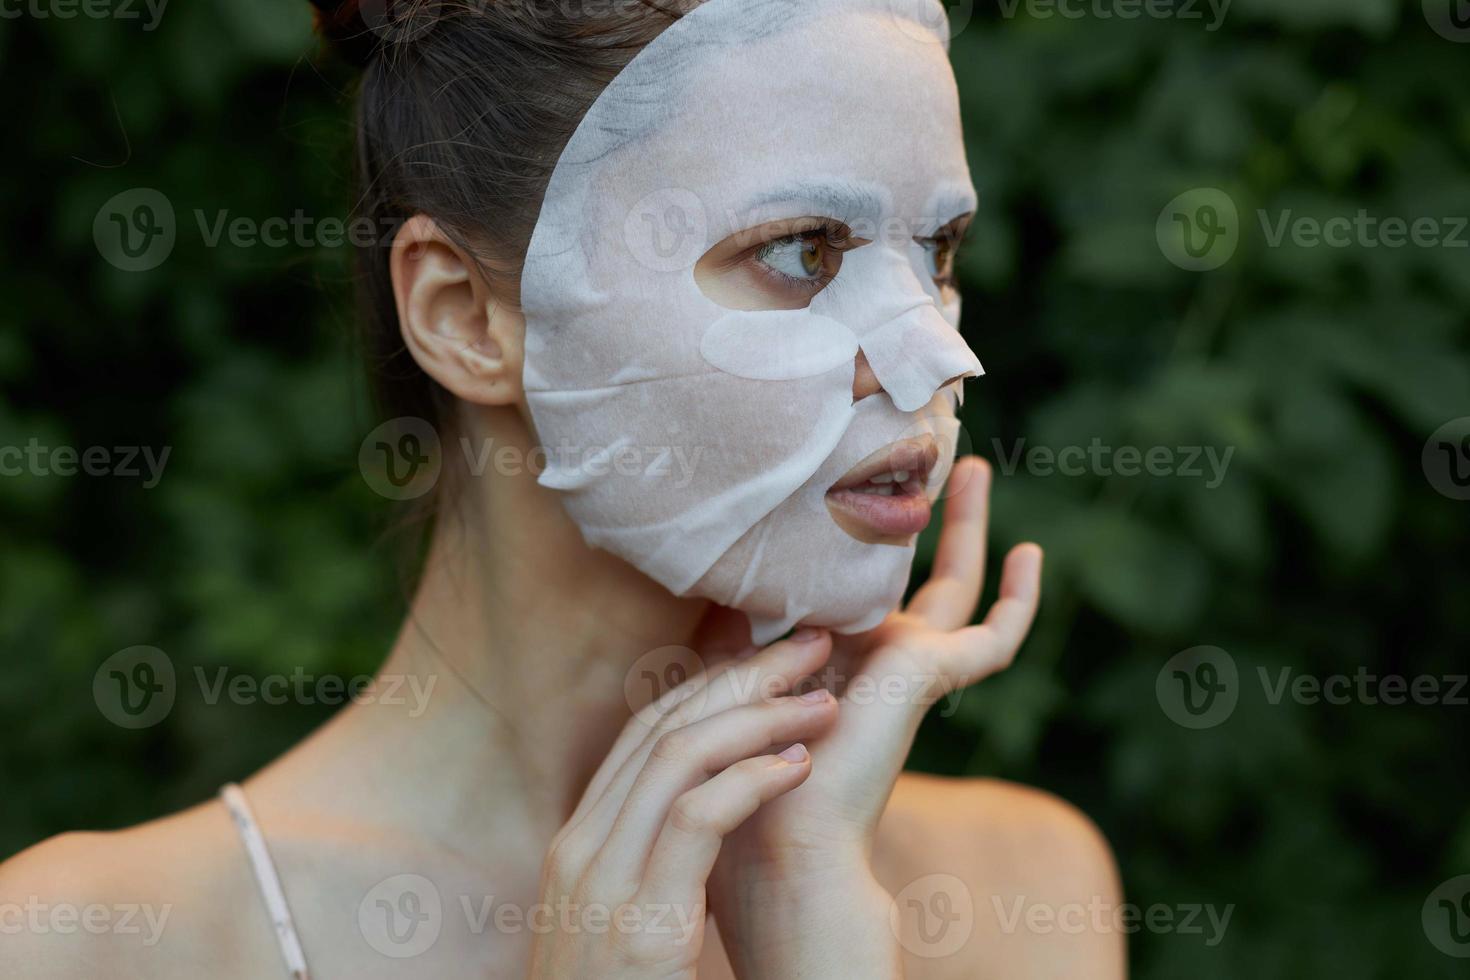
252, 405, 711, 865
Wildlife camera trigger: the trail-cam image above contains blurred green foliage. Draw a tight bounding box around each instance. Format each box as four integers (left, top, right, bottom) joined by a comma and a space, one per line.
2, 1, 1467, 977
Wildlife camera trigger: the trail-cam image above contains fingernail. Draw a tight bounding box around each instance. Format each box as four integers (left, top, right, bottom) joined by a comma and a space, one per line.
790, 626, 825, 643
797, 688, 830, 704
778, 743, 808, 763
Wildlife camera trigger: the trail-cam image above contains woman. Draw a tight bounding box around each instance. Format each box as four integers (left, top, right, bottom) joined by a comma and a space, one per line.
2, 0, 1124, 976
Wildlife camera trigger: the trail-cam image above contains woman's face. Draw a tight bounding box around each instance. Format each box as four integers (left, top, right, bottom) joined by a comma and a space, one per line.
519, 0, 981, 643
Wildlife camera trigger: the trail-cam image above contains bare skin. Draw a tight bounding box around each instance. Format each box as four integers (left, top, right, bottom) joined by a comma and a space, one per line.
1, 218, 1125, 978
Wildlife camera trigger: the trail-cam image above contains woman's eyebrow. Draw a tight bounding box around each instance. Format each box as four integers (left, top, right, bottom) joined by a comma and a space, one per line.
739, 178, 888, 225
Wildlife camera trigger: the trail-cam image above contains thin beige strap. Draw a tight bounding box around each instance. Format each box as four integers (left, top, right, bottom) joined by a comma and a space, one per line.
220, 783, 311, 980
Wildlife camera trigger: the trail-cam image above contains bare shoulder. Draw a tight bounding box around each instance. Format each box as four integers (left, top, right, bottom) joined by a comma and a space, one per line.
874, 773, 1127, 980
0, 801, 284, 980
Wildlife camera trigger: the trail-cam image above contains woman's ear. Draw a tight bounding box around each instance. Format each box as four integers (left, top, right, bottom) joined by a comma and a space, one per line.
390, 213, 525, 407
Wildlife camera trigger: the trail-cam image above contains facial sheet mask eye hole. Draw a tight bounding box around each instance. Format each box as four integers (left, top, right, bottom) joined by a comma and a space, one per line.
694, 216, 869, 312
914, 211, 972, 300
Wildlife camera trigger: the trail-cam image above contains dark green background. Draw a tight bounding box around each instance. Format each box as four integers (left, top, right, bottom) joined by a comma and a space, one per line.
2, 1, 1468, 976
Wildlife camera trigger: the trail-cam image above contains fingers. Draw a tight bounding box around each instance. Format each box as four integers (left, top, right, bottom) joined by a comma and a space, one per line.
931, 542, 1042, 687
686, 629, 831, 722
569, 630, 832, 833
534, 734, 810, 980
907, 456, 991, 631
573, 628, 829, 828
637, 744, 811, 901
585, 691, 838, 891
817, 544, 1040, 813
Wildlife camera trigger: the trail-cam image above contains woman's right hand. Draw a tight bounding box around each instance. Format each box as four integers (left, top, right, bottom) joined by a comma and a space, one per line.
527, 629, 840, 980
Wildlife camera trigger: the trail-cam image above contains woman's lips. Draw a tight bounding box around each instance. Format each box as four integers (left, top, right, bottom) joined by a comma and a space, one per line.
824, 437, 939, 544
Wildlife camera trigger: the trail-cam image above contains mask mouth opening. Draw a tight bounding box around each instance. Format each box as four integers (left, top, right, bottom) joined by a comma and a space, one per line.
827, 434, 940, 495
823, 435, 941, 544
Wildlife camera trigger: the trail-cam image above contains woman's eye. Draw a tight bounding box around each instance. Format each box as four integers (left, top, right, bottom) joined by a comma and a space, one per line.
693, 218, 862, 312
923, 237, 955, 284
756, 232, 829, 280
917, 215, 970, 291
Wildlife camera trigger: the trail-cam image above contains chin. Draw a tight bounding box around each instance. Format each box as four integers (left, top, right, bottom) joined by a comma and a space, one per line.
689, 487, 933, 647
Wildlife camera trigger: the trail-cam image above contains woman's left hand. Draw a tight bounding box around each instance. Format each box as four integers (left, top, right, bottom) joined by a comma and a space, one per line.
704, 456, 1043, 979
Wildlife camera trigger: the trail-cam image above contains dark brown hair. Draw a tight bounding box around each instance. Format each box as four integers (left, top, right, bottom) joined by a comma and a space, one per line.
310, 0, 690, 431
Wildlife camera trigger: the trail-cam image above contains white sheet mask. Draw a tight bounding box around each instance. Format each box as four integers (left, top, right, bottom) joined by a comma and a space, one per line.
520, 0, 982, 644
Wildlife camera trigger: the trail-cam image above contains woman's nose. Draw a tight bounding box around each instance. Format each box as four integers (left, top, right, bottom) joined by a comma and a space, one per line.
852, 348, 971, 406
852, 350, 883, 402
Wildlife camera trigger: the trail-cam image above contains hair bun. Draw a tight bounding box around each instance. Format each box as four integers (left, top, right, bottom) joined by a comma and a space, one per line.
309, 0, 400, 68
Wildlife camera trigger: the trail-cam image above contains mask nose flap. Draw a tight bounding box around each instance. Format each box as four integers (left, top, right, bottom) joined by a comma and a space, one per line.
814, 244, 981, 413
860, 302, 982, 412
